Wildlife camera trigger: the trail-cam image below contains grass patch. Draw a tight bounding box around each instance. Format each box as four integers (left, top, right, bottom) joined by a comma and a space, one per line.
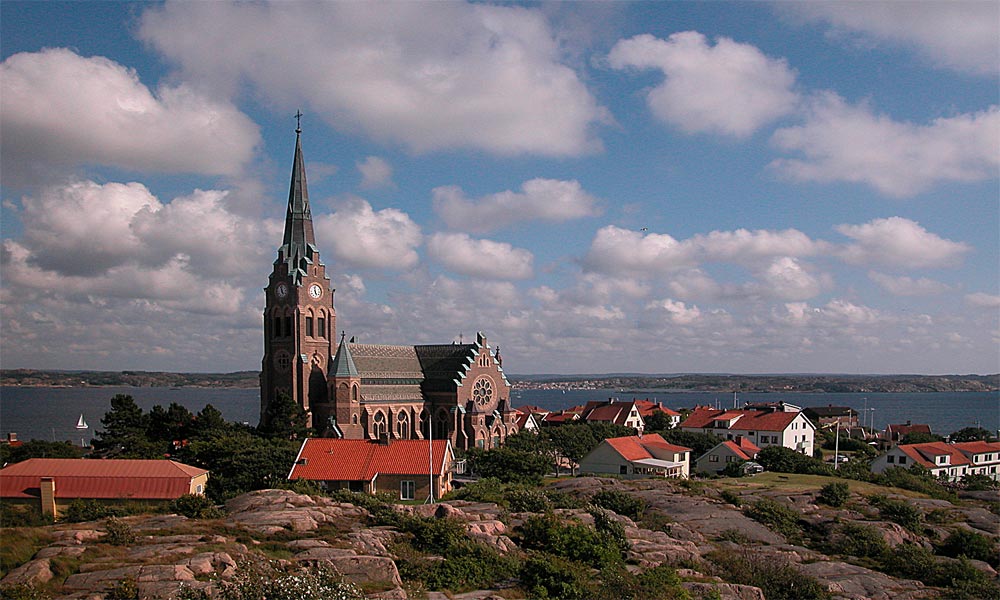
0, 527, 52, 578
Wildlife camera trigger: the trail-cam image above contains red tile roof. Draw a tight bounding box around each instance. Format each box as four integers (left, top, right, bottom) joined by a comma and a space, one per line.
884, 423, 932, 440
634, 400, 680, 417
680, 408, 802, 432
0, 459, 207, 500
952, 441, 1000, 455
896, 442, 972, 469
288, 439, 452, 482
604, 434, 691, 461
721, 438, 761, 461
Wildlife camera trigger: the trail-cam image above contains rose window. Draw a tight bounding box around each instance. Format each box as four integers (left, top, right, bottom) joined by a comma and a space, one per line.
472, 377, 494, 406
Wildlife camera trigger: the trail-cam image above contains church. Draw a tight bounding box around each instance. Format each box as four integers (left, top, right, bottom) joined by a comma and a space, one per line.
260, 125, 519, 451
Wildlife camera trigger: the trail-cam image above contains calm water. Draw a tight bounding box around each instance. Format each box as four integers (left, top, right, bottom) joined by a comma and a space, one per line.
0, 386, 997, 444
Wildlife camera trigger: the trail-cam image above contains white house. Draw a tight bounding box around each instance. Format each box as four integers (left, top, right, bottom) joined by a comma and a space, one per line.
871, 440, 1000, 482
695, 437, 762, 475
680, 407, 815, 456
578, 434, 691, 479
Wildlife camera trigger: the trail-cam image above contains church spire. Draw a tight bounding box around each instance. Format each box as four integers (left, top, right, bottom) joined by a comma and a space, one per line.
278, 112, 317, 283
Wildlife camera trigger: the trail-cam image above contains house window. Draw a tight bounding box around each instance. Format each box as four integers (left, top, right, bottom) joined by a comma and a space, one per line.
306, 317, 313, 337
709, 455, 719, 463
938, 456, 946, 464
196, 484, 204, 494
899, 456, 907, 464
400, 480, 415, 501
620, 465, 628, 474
318, 317, 325, 337
887, 455, 895, 464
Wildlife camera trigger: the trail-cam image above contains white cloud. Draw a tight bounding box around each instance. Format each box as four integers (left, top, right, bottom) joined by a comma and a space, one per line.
869, 272, 951, 296
965, 292, 1000, 308
140, 1, 607, 156
647, 298, 703, 325
0, 48, 260, 183
836, 217, 971, 269
433, 178, 601, 233
356, 156, 394, 189
757, 257, 825, 301
583, 225, 825, 274
770, 93, 1000, 197
315, 197, 421, 270
781, 2, 1000, 76
608, 31, 798, 137
426, 233, 534, 280
778, 299, 882, 327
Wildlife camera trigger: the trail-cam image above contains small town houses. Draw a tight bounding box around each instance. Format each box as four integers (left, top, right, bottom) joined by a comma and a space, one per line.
695, 437, 762, 476
871, 440, 1000, 482
578, 434, 691, 479
679, 405, 816, 456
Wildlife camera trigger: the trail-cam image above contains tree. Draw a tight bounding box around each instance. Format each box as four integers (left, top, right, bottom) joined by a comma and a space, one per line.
757, 446, 830, 475
657, 430, 720, 460
186, 431, 300, 502
642, 411, 675, 432
899, 431, 943, 445
146, 402, 194, 444
92, 394, 162, 458
949, 427, 996, 442
257, 392, 310, 439
467, 447, 550, 484
0, 440, 83, 465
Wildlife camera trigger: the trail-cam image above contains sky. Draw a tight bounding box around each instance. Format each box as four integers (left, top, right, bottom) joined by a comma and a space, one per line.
1, 1, 998, 376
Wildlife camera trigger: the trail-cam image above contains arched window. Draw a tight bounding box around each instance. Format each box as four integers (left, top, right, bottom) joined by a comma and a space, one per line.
352, 414, 358, 425
419, 410, 430, 438
351, 385, 359, 402
272, 313, 283, 337
397, 411, 410, 439
305, 310, 314, 337
373, 412, 386, 439
283, 311, 292, 339
318, 311, 326, 338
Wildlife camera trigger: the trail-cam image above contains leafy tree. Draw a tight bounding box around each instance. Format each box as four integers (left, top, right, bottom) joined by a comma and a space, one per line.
828, 522, 888, 559
257, 392, 310, 439
817, 482, 850, 507
869, 495, 923, 531
591, 489, 646, 520
900, 431, 944, 445
545, 423, 633, 475
187, 404, 232, 440
657, 430, 720, 461
757, 446, 831, 475
467, 447, 550, 484
949, 427, 996, 442
518, 512, 624, 569
92, 394, 162, 458
186, 431, 300, 502
146, 402, 194, 444
0, 440, 83, 465
937, 529, 998, 566
642, 411, 676, 432
744, 498, 802, 540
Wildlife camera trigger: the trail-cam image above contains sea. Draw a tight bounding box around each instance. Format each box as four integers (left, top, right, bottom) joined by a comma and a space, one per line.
0, 386, 997, 445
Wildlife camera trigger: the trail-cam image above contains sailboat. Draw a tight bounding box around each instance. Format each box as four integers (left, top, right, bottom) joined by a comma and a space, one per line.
76, 414, 89, 430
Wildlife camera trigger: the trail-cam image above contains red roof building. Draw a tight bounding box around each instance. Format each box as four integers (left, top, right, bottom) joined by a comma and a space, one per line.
579, 399, 644, 430
695, 437, 762, 475
872, 440, 1000, 482
680, 407, 815, 455
579, 433, 691, 479
288, 438, 454, 501
0, 458, 209, 518
881, 421, 933, 443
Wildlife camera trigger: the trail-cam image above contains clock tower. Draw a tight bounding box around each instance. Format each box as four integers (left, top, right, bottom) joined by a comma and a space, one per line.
260, 122, 335, 429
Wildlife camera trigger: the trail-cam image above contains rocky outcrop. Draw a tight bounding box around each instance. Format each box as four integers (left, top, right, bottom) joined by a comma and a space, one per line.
226, 488, 368, 534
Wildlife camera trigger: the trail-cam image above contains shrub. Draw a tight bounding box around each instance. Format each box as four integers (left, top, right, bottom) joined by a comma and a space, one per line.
63, 499, 123, 522
719, 489, 742, 506
757, 446, 831, 475
595, 565, 691, 600
937, 529, 999, 566
215, 559, 364, 600
818, 482, 850, 507
829, 522, 888, 559
960, 474, 999, 491
105, 577, 139, 600
520, 553, 594, 600
103, 517, 137, 546
874, 466, 955, 500
0, 583, 53, 600
744, 498, 802, 540
507, 488, 552, 513
880, 542, 937, 582
0, 503, 52, 528
591, 489, 646, 520
518, 512, 623, 569
170, 494, 224, 519
707, 546, 830, 600
869, 495, 923, 532
590, 508, 629, 555
400, 542, 520, 592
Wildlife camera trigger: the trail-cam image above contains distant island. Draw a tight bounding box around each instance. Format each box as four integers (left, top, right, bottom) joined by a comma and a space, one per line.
1, 369, 996, 393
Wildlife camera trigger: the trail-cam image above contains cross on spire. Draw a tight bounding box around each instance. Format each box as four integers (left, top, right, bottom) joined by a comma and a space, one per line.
295, 109, 303, 133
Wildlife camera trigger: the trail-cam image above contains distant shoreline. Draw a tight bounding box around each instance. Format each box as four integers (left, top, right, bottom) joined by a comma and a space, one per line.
2, 369, 996, 394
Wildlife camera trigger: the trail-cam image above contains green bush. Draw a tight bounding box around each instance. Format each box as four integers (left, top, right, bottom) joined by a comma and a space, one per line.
590, 508, 629, 555
869, 495, 923, 531
880, 542, 937, 582
518, 512, 624, 569
0, 583, 53, 600
591, 489, 646, 520
0, 503, 52, 528
719, 489, 742, 506
105, 577, 139, 600
506, 488, 552, 513
818, 482, 850, 507
399, 542, 520, 592
744, 498, 802, 540
829, 522, 888, 559
937, 529, 999, 566
63, 499, 124, 522
960, 474, 999, 491
103, 517, 137, 545
520, 553, 594, 600
215, 559, 364, 600
170, 494, 224, 519
707, 546, 830, 600
874, 466, 955, 500
596, 565, 691, 600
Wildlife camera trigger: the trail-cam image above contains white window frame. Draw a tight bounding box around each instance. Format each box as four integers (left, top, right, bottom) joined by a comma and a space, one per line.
400, 480, 415, 501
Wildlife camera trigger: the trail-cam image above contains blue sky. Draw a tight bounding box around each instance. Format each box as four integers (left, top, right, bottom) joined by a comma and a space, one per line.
1, 1, 997, 375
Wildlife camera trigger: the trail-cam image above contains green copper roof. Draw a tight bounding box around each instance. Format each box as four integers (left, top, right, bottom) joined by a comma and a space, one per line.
330, 334, 359, 378
277, 128, 317, 284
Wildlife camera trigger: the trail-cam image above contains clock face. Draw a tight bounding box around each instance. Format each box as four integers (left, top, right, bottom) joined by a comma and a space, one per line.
275, 283, 288, 299
308, 283, 323, 299
472, 375, 495, 407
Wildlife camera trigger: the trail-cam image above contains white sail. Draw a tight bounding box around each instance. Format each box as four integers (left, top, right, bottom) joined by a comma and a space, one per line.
76, 414, 88, 429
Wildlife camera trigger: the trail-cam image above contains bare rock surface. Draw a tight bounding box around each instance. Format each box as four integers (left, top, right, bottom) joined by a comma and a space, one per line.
799, 560, 935, 599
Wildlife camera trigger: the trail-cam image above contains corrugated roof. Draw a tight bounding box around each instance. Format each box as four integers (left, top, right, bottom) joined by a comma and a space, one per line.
0, 459, 207, 500
288, 438, 452, 481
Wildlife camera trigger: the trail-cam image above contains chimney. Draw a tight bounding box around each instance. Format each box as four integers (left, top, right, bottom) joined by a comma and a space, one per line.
39, 477, 57, 518
906, 420, 912, 426
7, 433, 16, 443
